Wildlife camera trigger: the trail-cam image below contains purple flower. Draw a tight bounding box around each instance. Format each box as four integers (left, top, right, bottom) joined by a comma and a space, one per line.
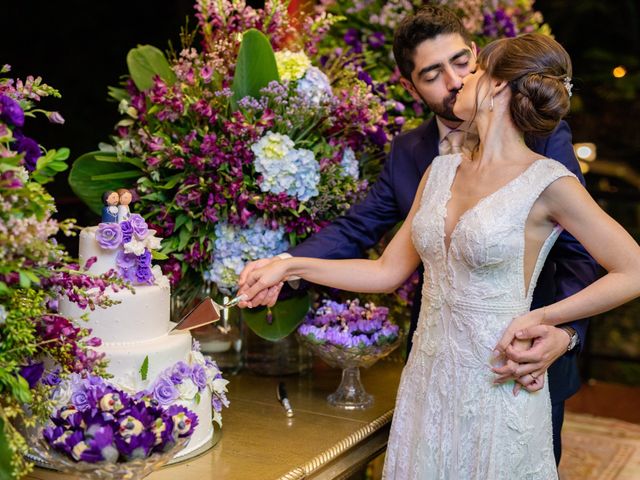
116, 250, 137, 270
138, 249, 152, 268
120, 220, 133, 243
368, 32, 385, 49
170, 361, 191, 384
84, 256, 98, 270
96, 223, 123, 249
43, 368, 62, 386
0, 95, 24, 126
129, 214, 148, 238
71, 389, 91, 412
19, 362, 44, 388
166, 405, 198, 438
191, 364, 208, 389
152, 376, 179, 405
48, 111, 65, 124
135, 265, 153, 284
14, 133, 41, 171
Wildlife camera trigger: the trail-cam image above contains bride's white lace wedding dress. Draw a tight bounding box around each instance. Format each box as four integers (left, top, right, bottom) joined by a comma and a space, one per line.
383, 153, 575, 479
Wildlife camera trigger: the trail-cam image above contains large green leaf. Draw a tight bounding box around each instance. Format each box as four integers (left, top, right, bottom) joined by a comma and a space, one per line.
231, 29, 280, 109
242, 294, 310, 341
68, 151, 142, 215
0, 418, 14, 480
127, 45, 176, 91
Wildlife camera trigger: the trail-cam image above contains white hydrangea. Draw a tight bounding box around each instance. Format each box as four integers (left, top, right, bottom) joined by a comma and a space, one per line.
296, 66, 333, 105
340, 147, 359, 179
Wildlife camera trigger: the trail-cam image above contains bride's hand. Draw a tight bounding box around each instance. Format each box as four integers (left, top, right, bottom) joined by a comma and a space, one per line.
237, 261, 289, 308
494, 308, 545, 357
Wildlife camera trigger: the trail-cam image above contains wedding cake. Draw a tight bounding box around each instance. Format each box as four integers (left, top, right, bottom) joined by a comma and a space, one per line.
58, 215, 226, 459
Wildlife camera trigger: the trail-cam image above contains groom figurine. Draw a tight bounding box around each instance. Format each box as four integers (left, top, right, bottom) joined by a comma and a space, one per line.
241, 5, 598, 464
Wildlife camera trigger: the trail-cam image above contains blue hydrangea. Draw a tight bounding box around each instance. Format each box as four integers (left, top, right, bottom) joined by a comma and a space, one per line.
205, 218, 289, 294
296, 67, 332, 105
340, 147, 359, 179
251, 132, 320, 201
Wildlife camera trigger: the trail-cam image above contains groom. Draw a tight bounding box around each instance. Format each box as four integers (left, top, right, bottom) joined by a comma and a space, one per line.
241, 5, 598, 464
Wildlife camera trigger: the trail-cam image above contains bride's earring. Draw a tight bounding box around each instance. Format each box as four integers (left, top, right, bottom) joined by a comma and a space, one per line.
489, 96, 494, 112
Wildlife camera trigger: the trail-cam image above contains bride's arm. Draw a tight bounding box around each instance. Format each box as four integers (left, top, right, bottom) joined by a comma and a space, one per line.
495, 175, 640, 351
237, 167, 431, 303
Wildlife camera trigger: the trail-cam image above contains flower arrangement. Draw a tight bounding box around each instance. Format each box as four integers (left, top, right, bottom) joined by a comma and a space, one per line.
317, 0, 551, 131
95, 214, 162, 285
298, 299, 400, 350
43, 374, 198, 463
69, 0, 390, 335
0, 65, 126, 479
144, 342, 229, 428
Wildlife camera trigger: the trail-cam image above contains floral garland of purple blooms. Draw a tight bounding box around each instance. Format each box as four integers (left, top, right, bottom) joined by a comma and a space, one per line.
95, 214, 162, 285
298, 299, 400, 349
44, 374, 197, 463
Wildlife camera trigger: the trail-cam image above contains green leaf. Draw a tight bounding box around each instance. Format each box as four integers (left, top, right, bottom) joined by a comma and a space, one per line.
54, 147, 70, 161
195, 392, 201, 405
242, 294, 310, 341
108, 86, 130, 102
177, 228, 192, 251
127, 45, 176, 91
69, 151, 143, 215
139, 356, 149, 381
231, 29, 280, 109
91, 170, 144, 181
151, 250, 168, 260
18, 271, 31, 288
0, 418, 15, 480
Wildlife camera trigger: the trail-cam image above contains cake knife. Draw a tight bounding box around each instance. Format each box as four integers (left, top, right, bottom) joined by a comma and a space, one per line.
169, 294, 247, 333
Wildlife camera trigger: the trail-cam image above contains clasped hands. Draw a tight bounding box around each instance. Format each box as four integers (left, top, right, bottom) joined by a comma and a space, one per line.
237, 257, 572, 395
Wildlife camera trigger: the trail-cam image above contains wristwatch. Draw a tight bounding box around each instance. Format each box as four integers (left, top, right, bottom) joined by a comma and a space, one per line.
560, 326, 579, 352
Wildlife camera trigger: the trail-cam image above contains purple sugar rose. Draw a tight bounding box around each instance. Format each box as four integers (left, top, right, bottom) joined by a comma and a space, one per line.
139, 249, 152, 268
120, 220, 133, 243
96, 223, 123, 249
170, 361, 191, 384
191, 364, 208, 389
152, 375, 179, 405
0, 95, 24, 126
70, 389, 91, 411
129, 214, 148, 238
116, 250, 137, 270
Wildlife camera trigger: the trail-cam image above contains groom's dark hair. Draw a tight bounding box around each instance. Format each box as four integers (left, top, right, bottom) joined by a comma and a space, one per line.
393, 5, 471, 80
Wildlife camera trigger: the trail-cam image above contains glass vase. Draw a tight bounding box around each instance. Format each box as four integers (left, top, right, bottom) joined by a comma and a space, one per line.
243, 321, 311, 376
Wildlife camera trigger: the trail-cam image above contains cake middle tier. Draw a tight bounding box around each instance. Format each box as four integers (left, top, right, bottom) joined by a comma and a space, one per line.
59, 283, 170, 343
98, 329, 193, 384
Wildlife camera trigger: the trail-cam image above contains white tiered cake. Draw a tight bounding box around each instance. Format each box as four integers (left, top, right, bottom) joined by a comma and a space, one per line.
59, 223, 220, 459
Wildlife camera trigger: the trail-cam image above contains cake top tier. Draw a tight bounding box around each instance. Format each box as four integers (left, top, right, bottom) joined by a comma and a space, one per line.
79, 214, 164, 285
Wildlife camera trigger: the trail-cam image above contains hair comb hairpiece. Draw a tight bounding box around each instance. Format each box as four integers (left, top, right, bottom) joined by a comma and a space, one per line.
563, 77, 573, 97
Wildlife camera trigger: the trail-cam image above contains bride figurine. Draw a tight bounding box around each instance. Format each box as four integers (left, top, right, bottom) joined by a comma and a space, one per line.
116, 188, 132, 223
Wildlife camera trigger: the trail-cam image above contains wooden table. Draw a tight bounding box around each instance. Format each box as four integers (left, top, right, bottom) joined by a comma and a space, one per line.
27, 359, 403, 480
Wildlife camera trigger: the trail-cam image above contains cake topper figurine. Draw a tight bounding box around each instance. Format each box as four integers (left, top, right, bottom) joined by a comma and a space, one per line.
116, 188, 132, 223
101, 190, 119, 223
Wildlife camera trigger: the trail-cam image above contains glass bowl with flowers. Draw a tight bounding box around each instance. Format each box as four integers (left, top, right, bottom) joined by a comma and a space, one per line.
296, 299, 402, 409
28, 374, 198, 480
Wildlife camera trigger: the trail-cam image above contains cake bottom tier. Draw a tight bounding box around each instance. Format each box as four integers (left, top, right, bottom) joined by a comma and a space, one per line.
98, 330, 215, 460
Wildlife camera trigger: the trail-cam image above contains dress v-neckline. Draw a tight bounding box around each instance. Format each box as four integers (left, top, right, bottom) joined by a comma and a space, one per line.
442, 155, 542, 259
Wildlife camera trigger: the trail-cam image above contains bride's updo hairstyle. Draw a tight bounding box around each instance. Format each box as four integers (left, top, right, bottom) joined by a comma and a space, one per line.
477, 33, 572, 136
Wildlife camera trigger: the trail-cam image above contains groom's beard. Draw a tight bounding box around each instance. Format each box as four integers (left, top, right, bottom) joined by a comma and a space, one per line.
416, 88, 463, 122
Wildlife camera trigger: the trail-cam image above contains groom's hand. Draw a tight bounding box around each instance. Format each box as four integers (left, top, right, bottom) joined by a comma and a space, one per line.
238, 257, 283, 308
492, 325, 571, 392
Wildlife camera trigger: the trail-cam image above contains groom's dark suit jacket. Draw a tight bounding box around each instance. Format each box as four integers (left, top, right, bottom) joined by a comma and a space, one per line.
290, 117, 599, 403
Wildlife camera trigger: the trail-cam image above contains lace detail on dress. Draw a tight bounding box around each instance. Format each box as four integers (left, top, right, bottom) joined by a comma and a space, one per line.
382, 154, 575, 479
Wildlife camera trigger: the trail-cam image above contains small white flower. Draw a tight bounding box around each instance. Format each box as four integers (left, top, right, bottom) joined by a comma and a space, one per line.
212, 377, 229, 394
51, 381, 73, 409
213, 409, 223, 428
124, 238, 146, 256
144, 232, 162, 250
189, 349, 206, 366
177, 378, 199, 400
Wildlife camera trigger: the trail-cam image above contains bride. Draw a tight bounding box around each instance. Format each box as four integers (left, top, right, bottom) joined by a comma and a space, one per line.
237, 33, 640, 479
